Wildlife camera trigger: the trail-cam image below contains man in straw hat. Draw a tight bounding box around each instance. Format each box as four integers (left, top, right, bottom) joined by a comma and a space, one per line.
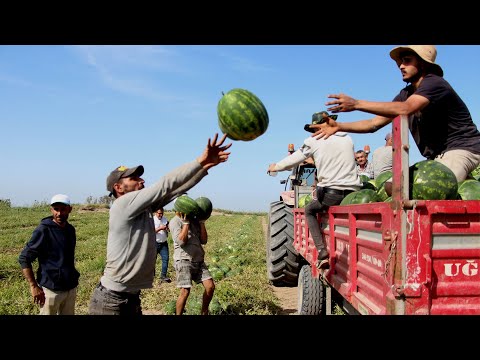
309, 45, 480, 184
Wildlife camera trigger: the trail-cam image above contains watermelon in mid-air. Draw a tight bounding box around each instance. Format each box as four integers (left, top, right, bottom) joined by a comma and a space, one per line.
217, 88, 269, 141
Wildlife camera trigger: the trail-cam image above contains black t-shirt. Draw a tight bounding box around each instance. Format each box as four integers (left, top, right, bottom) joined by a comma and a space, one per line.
393, 74, 480, 159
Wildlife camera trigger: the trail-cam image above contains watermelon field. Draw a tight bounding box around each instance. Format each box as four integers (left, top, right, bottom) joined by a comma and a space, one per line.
0, 202, 287, 315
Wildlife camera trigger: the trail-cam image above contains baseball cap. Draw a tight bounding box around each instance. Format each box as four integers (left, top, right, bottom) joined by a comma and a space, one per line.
304, 111, 338, 133
50, 194, 71, 206
106, 165, 144, 195
385, 132, 392, 141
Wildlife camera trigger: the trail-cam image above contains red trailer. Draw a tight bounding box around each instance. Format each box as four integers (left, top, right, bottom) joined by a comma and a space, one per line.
293, 115, 480, 315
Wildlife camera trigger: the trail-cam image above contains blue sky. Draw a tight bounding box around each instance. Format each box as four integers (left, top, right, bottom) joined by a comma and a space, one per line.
1, 45, 480, 212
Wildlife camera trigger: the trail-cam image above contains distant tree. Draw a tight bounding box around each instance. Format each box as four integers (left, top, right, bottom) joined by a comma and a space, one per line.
0, 198, 11, 208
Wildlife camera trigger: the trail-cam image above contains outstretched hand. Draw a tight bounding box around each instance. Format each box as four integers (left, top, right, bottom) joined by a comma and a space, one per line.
197, 133, 232, 170
310, 115, 340, 140
325, 93, 357, 113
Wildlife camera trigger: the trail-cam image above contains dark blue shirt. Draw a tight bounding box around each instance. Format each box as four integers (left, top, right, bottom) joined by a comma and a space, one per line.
393, 74, 480, 159
18, 216, 80, 291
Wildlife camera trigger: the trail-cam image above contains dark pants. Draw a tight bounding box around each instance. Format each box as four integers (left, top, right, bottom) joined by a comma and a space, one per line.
88, 283, 142, 315
156, 241, 169, 278
305, 187, 347, 255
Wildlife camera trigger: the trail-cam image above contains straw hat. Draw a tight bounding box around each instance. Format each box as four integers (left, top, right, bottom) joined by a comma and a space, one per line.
389, 45, 443, 77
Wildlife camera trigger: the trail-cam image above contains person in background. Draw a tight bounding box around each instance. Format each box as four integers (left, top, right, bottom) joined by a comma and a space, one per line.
271, 111, 361, 270
372, 132, 393, 178
88, 133, 232, 315
170, 211, 214, 315
355, 150, 374, 179
363, 144, 371, 160
153, 207, 171, 284
310, 45, 480, 184
18, 194, 80, 315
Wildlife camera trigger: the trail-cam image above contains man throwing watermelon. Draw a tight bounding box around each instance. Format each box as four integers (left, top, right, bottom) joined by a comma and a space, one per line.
88, 133, 232, 315
309, 45, 480, 184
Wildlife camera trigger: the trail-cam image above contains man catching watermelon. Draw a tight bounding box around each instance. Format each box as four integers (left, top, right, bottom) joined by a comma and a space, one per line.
268, 111, 362, 271
88, 133, 232, 315
309, 45, 480, 185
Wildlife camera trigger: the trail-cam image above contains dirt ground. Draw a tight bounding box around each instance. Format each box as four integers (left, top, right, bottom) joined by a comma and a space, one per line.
261, 217, 299, 315
270, 285, 298, 315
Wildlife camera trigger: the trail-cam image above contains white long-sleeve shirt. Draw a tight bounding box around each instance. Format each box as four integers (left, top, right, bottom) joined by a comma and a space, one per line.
274, 132, 361, 191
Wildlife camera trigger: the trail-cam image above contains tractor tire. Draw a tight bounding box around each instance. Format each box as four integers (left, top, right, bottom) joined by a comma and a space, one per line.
297, 264, 325, 315
266, 201, 300, 287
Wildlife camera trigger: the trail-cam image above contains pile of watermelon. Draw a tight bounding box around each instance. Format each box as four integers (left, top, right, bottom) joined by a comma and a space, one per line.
217, 88, 269, 142
339, 160, 480, 204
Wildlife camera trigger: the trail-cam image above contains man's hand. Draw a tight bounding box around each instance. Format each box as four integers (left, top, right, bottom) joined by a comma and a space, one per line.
267, 164, 277, 174
310, 115, 340, 140
325, 93, 358, 113
31, 284, 45, 306
197, 133, 232, 170
176, 211, 190, 225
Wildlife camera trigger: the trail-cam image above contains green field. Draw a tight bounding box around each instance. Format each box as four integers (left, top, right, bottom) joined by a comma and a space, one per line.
0, 202, 285, 315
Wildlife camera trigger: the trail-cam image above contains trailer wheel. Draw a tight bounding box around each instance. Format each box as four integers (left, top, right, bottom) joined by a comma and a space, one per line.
266, 201, 300, 287
297, 264, 325, 315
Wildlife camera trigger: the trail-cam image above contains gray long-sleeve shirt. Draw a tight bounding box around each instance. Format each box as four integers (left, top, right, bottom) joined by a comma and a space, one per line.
100, 160, 207, 293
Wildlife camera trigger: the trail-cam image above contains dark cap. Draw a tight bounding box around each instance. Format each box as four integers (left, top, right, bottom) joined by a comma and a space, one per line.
106, 165, 144, 195
304, 111, 338, 133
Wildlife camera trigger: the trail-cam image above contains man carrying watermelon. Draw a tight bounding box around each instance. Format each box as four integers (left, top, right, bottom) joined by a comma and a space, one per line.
309, 45, 480, 184
268, 111, 362, 270
88, 133, 232, 315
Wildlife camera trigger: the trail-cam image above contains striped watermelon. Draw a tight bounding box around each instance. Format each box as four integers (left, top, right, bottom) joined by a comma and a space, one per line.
457, 179, 480, 200
298, 194, 312, 208
375, 170, 392, 190
409, 160, 458, 200
195, 196, 213, 220
217, 88, 269, 141
340, 189, 379, 205
173, 195, 201, 217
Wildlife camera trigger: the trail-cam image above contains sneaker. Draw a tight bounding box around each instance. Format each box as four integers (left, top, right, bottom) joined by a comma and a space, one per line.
317, 248, 329, 261
315, 248, 329, 270
160, 277, 172, 283
315, 258, 330, 270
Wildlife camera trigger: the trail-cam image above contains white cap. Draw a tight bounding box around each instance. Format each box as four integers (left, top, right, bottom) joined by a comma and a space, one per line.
50, 194, 71, 206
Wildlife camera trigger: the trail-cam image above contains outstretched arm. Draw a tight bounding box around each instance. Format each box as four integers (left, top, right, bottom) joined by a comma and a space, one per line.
309, 92, 428, 139
196, 133, 232, 171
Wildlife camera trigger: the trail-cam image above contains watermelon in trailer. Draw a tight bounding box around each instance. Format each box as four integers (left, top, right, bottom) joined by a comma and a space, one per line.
298, 194, 312, 208
457, 179, 480, 200
340, 189, 379, 205
409, 160, 458, 200
217, 88, 269, 141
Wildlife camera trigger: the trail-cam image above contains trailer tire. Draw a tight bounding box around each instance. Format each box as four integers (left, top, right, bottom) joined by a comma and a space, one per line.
266, 201, 300, 287
297, 264, 325, 315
